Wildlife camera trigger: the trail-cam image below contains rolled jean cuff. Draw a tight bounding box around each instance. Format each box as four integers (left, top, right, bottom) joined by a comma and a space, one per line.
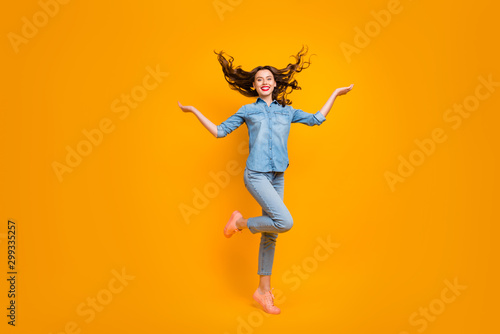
246, 217, 259, 234
257, 271, 272, 276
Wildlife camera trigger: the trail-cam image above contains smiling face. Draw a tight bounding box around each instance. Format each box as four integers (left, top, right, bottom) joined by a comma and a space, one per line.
252, 69, 277, 99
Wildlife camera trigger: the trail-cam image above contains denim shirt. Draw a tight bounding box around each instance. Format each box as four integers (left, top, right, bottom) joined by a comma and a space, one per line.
216, 97, 326, 172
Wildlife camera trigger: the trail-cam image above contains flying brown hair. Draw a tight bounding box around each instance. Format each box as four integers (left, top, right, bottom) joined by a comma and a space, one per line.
214, 46, 313, 106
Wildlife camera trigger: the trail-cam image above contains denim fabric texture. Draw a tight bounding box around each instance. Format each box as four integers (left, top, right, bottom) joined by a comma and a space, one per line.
218, 97, 326, 275
243, 167, 290, 276
217, 97, 326, 172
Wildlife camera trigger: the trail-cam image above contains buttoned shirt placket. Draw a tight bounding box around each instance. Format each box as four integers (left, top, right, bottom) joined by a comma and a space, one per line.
265, 102, 276, 171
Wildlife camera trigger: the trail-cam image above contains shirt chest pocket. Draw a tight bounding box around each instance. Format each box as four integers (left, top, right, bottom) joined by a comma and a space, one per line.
246, 111, 266, 123
274, 111, 289, 125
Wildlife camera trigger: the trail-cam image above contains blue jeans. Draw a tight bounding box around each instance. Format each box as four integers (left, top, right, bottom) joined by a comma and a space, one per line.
243, 167, 294, 276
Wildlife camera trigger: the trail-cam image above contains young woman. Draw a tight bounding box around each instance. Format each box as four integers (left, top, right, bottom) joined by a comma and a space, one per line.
178, 46, 353, 315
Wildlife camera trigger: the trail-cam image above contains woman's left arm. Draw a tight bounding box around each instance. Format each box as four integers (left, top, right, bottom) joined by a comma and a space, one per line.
319, 84, 354, 118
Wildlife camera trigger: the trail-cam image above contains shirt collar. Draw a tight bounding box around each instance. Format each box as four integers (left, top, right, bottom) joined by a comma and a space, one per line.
256, 97, 280, 105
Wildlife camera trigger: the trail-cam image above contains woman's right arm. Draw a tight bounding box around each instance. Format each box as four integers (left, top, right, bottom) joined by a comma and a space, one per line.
178, 101, 217, 137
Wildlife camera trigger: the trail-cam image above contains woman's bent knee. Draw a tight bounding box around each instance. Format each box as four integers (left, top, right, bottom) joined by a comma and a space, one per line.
276, 214, 293, 232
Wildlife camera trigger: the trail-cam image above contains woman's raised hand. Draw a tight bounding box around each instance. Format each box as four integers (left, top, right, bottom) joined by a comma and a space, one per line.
334, 84, 354, 97
318, 84, 354, 118
177, 101, 218, 137
177, 101, 196, 113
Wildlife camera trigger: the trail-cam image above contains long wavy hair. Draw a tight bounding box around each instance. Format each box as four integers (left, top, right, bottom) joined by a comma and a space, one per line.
214, 46, 313, 106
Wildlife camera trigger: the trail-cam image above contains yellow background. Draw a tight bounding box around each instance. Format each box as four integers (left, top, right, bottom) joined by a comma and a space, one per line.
2, 0, 499, 333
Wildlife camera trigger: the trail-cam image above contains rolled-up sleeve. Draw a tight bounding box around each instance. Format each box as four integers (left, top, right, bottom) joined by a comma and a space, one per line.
291, 106, 326, 126
217, 105, 246, 138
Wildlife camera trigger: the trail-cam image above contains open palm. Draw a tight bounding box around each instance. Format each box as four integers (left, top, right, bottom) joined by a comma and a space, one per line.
177, 101, 196, 113
335, 84, 354, 97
